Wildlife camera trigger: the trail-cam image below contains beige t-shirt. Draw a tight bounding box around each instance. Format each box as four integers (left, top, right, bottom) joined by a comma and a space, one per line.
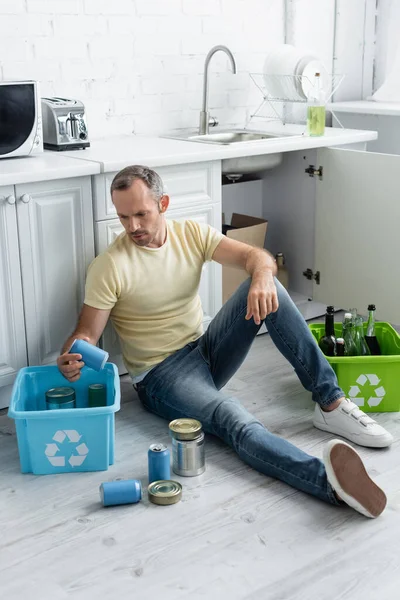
84, 219, 223, 378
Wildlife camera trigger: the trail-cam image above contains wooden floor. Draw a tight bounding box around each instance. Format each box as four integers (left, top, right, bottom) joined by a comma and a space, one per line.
1, 331, 399, 600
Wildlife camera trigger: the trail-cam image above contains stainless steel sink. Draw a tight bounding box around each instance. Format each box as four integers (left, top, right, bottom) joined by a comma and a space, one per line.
165, 128, 295, 145
187, 130, 281, 144
162, 128, 298, 174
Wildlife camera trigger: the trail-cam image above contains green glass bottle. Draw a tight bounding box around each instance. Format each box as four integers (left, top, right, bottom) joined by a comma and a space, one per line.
342, 312, 358, 356
319, 305, 336, 356
336, 337, 345, 356
354, 316, 370, 356
365, 304, 381, 355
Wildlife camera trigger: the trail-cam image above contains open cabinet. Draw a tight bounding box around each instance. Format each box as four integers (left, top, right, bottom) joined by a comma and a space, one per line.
313, 148, 400, 324
262, 147, 400, 325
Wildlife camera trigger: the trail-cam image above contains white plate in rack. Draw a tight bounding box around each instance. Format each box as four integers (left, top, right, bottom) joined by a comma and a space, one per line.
300, 59, 329, 100
263, 44, 304, 99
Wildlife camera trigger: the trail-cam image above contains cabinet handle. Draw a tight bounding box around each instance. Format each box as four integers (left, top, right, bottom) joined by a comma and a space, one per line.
20, 194, 31, 204
6, 195, 16, 205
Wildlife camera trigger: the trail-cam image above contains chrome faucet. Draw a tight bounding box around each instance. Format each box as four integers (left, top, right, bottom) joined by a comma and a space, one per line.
199, 45, 237, 135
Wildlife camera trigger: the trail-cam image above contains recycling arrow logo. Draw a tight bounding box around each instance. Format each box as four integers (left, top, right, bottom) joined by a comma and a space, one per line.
348, 374, 386, 408
45, 430, 89, 467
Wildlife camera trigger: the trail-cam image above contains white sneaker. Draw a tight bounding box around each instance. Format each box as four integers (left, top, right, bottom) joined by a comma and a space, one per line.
313, 398, 393, 448
323, 439, 387, 518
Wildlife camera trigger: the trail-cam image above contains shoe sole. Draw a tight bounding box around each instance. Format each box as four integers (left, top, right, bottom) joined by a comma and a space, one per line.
323, 440, 387, 518
314, 419, 393, 448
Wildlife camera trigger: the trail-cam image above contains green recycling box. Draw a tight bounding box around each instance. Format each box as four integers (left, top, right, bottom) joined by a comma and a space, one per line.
309, 322, 400, 412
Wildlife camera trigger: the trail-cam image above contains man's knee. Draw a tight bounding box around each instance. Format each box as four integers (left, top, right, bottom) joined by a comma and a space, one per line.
212, 396, 261, 442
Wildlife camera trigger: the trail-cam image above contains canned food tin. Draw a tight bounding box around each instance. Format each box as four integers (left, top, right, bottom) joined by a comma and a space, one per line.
88, 383, 107, 407
169, 418, 202, 441
45, 386, 76, 410
171, 432, 205, 477
148, 480, 182, 505
148, 443, 171, 483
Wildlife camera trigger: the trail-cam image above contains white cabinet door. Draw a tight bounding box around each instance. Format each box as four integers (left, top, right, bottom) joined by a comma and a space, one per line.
93, 161, 221, 221
0, 188, 27, 407
95, 219, 125, 371
16, 177, 95, 366
313, 148, 400, 323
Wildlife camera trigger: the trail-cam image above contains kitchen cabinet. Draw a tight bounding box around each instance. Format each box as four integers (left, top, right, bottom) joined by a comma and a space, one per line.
93, 161, 222, 371
0, 177, 94, 409
261, 147, 400, 324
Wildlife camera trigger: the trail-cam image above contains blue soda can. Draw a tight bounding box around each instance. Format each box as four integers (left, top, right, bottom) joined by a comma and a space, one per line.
148, 443, 171, 483
99, 480, 142, 507
70, 338, 109, 371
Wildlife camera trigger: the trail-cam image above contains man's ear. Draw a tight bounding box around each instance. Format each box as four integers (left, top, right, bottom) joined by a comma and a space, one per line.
159, 195, 170, 213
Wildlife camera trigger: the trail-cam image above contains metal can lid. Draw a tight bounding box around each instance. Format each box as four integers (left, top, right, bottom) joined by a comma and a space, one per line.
88, 383, 105, 390
169, 418, 202, 440
149, 443, 167, 452
45, 387, 76, 403
148, 480, 182, 505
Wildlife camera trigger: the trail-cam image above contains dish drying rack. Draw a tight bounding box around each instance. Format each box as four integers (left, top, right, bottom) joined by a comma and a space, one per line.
246, 73, 345, 129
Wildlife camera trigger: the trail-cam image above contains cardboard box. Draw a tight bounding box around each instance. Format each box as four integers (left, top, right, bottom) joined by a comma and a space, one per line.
222, 213, 268, 304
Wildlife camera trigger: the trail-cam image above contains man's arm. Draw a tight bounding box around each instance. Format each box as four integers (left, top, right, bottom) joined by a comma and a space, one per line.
57, 304, 111, 381
212, 235, 279, 324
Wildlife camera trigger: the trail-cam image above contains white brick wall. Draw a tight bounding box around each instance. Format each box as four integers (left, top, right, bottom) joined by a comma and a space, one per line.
0, 0, 367, 139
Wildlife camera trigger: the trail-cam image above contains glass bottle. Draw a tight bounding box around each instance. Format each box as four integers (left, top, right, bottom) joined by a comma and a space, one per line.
349, 308, 358, 322
365, 303, 381, 355
307, 72, 326, 137
336, 337, 345, 356
336, 338, 346, 356
342, 312, 358, 356
319, 305, 336, 356
354, 316, 370, 356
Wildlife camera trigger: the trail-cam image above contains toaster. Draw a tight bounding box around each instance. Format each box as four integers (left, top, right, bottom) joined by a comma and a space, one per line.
41, 97, 90, 151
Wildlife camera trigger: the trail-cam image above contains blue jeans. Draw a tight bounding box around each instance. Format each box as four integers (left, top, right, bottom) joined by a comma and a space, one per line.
136, 278, 344, 506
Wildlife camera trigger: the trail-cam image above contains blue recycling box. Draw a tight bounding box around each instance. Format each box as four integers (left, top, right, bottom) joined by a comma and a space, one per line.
8, 364, 121, 475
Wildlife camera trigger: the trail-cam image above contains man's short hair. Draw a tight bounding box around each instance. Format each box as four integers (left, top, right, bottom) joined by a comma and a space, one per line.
110, 165, 164, 203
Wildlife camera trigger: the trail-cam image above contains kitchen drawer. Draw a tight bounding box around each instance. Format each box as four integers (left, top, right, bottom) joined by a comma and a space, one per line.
93, 161, 221, 221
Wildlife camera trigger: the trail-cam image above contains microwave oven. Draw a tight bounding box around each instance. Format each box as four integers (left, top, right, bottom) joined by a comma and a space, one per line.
0, 80, 43, 159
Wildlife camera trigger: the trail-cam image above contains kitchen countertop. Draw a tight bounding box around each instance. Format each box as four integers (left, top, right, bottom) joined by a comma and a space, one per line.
0, 124, 377, 185
329, 100, 400, 116
61, 125, 378, 173
0, 152, 100, 187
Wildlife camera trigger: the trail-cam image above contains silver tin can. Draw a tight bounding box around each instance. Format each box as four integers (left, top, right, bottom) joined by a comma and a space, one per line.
45, 386, 76, 410
171, 431, 205, 477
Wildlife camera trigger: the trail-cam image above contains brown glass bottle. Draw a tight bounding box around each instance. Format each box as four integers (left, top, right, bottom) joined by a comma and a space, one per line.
319, 306, 336, 356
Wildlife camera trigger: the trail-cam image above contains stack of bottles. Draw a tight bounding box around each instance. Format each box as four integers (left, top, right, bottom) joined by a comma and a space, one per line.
318, 304, 381, 357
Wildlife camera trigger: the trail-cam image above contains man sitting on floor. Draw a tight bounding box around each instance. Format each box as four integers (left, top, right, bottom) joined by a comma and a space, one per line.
58, 165, 391, 519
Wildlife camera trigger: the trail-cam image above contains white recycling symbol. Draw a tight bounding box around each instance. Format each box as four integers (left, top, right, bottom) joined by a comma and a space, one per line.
348, 374, 386, 408
45, 430, 89, 467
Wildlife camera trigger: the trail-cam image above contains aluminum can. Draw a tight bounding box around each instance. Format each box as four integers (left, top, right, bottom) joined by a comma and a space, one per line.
99, 479, 142, 507
169, 419, 205, 477
88, 383, 107, 407
45, 386, 76, 410
70, 338, 109, 371
148, 480, 182, 505
148, 443, 171, 483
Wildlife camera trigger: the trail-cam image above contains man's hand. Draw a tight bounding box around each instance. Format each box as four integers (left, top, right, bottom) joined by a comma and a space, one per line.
56, 336, 90, 382
57, 305, 111, 382
245, 274, 279, 325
